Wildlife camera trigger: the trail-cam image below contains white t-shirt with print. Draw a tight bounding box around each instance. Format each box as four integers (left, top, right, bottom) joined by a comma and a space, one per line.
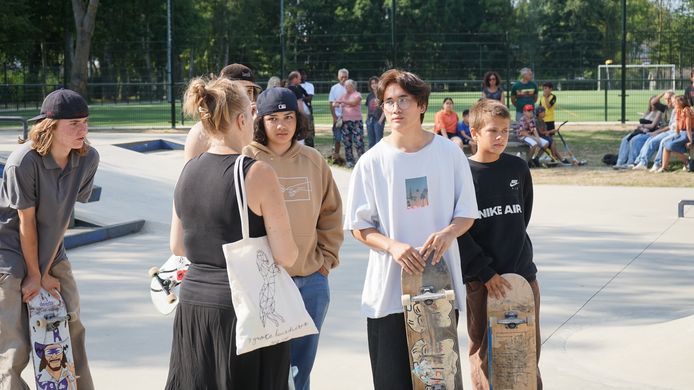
329, 83, 346, 118
344, 135, 479, 318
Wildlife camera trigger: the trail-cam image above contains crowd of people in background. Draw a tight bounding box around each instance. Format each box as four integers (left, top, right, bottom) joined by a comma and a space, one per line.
259, 66, 693, 172
612, 69, 694, 173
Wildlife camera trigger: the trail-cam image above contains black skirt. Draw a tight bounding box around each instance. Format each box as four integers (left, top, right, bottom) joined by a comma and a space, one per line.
165, 302, 290, 390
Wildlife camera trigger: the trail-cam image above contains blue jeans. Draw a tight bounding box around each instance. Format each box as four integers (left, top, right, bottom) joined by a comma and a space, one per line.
635, 130, 674, 166
654, 132, 677, 166
616, 133, 638, 165
629, 133, 649, 162
366, 116, 384, 149
290, 271, 330, 390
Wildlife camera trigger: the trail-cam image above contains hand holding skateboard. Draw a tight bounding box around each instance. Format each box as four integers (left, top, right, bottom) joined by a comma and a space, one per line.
485, 274, 513, 300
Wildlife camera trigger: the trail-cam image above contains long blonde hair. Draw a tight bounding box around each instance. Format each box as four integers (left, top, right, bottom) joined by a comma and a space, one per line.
183, 77, 249, 136
19, 119, 89, 156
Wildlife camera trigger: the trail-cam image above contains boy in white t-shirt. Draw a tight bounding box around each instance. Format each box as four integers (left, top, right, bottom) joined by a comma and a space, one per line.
343, 69, 478, 389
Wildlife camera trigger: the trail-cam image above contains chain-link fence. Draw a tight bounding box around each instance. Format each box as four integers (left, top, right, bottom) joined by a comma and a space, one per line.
1, 31, 692, 127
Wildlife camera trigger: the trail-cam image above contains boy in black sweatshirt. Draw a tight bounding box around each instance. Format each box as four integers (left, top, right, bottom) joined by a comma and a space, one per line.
457, 99, 542, 390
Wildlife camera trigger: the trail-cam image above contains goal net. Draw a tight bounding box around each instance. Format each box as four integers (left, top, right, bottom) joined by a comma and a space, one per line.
597, 64, 676, 91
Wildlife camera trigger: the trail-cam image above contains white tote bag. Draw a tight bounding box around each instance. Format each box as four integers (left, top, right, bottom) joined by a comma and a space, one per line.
222, 155, 317, 355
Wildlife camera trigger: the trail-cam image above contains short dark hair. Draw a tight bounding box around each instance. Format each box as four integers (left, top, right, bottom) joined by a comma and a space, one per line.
253, 111, 309, 145
542, 81, 554, 89
377, 69, 431, 123
442, 97, 454, 105
462, 109, 470, 116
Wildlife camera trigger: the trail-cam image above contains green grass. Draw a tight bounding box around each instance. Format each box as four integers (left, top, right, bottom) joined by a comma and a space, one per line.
313, 129, 694, 188
0, 89, 672, 129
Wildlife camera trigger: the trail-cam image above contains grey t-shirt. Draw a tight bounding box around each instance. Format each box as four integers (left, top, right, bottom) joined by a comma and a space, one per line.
0, 142, 99, 278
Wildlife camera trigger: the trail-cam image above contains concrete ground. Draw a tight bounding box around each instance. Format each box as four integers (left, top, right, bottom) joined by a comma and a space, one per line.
1, 132, 691, 389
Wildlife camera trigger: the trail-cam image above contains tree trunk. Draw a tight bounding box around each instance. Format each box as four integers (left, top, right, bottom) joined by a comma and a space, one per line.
69, 0, 99, 97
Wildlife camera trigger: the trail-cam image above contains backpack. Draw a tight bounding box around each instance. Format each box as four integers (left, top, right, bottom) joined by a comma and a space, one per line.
602, 154, 618, 166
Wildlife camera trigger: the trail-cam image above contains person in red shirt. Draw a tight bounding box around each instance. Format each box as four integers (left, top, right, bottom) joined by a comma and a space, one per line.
435, 97, 463, 149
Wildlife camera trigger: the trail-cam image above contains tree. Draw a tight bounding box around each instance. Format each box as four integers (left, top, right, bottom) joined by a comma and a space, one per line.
69, 0, 99, 96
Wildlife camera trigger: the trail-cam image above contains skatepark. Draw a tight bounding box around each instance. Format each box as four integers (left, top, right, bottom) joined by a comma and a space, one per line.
2, 130, 692, 390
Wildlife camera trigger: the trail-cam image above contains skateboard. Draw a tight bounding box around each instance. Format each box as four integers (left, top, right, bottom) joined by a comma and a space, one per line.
401, 253, 463, 389
27, 288, 78, 390
149, 255, 190, 315
487, 273, 537, 390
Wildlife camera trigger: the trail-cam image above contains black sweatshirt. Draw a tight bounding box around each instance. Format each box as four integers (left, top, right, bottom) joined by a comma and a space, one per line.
457, 153, 537, 284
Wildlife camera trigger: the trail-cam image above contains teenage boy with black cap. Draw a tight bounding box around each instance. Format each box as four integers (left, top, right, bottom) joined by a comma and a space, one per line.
184, 63, 263, 161
0, 89, 98, 389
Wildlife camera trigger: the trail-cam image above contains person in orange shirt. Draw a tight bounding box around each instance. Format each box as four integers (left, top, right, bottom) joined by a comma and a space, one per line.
435, 97, 463, 148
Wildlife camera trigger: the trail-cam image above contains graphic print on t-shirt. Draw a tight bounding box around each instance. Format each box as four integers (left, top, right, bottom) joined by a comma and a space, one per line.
405, 176, 429, 209
278, 177, 311, 202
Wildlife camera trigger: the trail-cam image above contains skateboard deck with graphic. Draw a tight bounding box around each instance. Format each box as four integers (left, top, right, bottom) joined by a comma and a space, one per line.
149, 255, 190, 314
27, 288, 78, 389
401, 253, 463, 389
487, 273, 537, 390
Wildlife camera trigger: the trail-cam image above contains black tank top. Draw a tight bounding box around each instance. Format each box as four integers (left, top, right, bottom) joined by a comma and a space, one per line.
174, 153, 266, 308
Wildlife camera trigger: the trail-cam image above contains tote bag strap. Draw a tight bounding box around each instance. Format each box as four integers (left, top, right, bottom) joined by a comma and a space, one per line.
233, 155, 250, 239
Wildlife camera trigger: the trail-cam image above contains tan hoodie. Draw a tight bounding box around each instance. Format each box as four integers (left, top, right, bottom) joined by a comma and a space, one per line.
243, 141, 343, 277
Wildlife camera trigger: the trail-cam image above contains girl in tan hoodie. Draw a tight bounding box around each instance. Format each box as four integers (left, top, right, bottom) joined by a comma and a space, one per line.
242, 87, 343, 390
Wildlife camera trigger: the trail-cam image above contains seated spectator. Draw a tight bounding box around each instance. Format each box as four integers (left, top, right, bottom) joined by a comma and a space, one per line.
456, 109, 476, 154
614, 95, 667, 169
535, 106, 568, 164
632, 91, 676, 170
657, 95, 693, 172
435, 97, 460, 137
517, 104, 550, 167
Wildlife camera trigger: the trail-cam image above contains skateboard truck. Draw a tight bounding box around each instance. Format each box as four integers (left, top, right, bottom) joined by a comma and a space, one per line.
496, 311, 528, 329
35, 313, 76, 329
401, 286, 455, 307
149, 267, 178, 304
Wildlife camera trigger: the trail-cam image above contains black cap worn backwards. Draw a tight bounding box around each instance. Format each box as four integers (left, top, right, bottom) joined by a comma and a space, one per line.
219, 63, 261, 91
29, 89, 89, 122
255, 87, 299, 117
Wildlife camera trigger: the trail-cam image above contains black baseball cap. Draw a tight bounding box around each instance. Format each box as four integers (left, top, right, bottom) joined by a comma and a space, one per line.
219, 63, 261, 92
256, 88, 299, 117
29, 89, 89, 122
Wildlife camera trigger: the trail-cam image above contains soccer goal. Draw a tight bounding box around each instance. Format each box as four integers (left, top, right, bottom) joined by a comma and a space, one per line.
597, 64, 676, 91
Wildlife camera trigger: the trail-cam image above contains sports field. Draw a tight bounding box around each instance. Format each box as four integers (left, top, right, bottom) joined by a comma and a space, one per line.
0, 89, 671, 128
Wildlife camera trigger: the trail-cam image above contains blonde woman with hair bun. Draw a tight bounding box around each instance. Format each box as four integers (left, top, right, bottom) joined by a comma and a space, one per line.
166, 77, 298, 389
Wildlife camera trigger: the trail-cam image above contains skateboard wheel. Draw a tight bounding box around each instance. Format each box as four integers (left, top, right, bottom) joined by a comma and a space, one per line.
36, 319, 46, 328
166, 293, 177, 304
148, 267, 160, 278
67, 312, 79, 322
401, 294, 411, 307
444, 289, 455, 301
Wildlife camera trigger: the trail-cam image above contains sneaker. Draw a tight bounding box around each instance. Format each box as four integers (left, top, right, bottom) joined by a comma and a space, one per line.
649, 164, 661, 172
613, 164, 629, 170
346, 161, 355, 168
561, 158, 571, 164
632, 162, 648, 170
655, 167, 665, 173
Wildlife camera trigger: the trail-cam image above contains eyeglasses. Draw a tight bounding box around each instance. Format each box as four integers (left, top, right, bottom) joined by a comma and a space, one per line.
383, 96, 413, 112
